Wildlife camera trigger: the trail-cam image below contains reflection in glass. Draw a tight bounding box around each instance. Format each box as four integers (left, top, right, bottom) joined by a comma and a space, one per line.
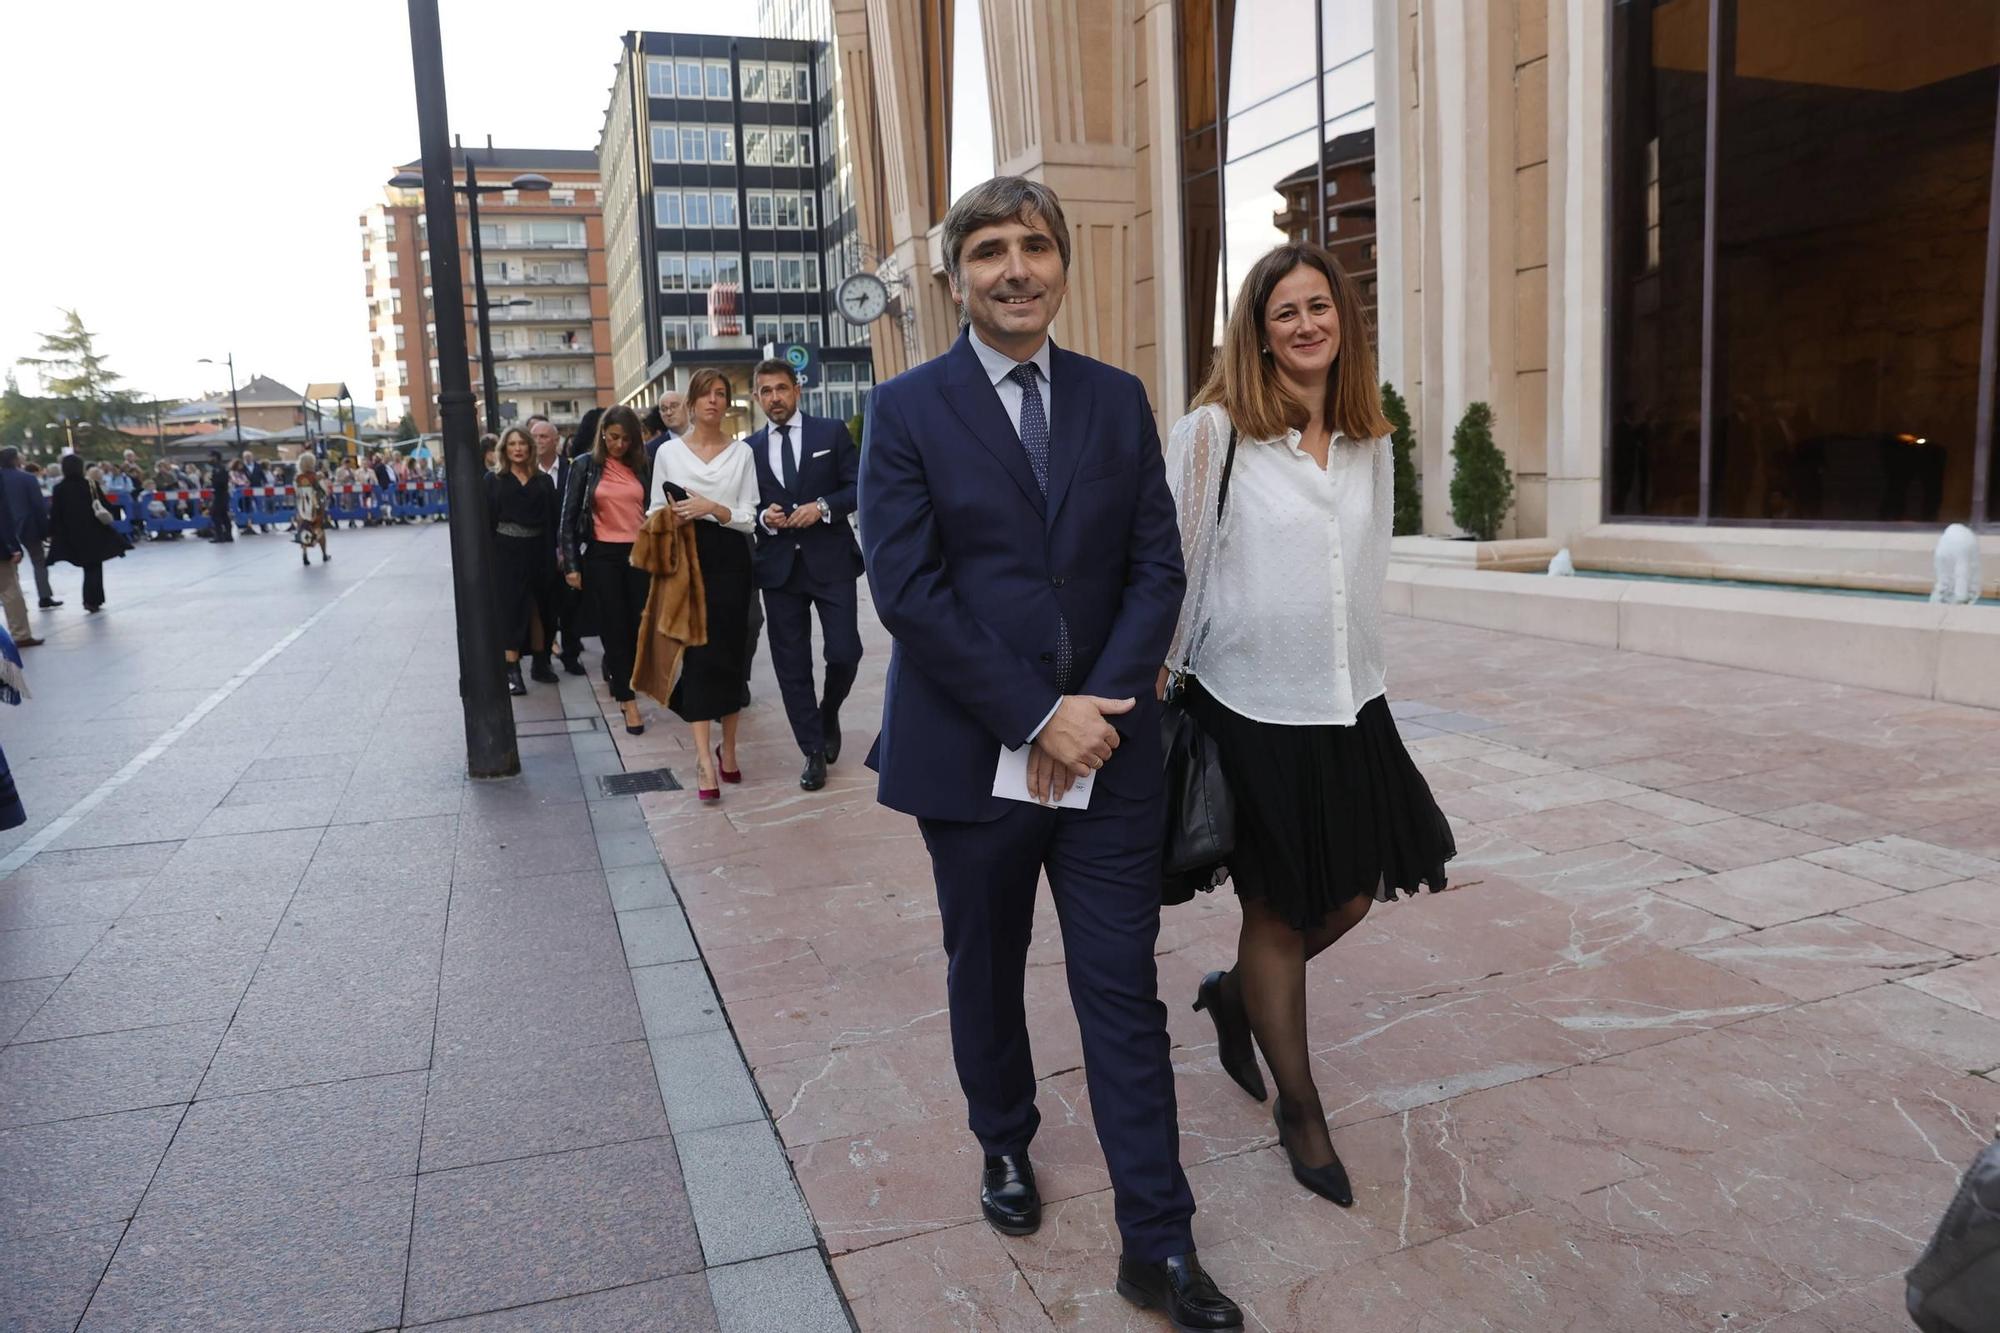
1712, 1, 1998, 522
1608, 0, 1707, 517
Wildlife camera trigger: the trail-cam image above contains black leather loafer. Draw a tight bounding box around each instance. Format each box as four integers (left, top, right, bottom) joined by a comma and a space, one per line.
979, 1152, 1041, 1236
800, 751, 828, 792
1115, 1252, 1242, 1331
821, 710, 842, 765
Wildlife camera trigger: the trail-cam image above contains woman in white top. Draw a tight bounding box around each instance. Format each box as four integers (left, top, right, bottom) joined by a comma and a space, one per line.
1165, 241, 1455, 1209
648, 367, 760, 802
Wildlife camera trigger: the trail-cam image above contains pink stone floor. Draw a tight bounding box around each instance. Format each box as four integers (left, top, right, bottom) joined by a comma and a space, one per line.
623, 600, 2000, 1332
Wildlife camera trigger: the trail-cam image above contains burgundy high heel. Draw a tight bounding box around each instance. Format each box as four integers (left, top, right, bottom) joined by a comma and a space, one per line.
696, 758, 721, 804
715, 745, 742, 784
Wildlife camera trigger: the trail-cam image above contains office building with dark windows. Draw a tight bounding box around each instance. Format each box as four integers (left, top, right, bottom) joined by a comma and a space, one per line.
598, 30, 875, 435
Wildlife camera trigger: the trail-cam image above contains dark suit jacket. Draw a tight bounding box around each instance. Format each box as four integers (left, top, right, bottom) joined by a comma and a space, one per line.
0, 467, 49, 551
858, 332, 1185, 822
747, 412, 861, 591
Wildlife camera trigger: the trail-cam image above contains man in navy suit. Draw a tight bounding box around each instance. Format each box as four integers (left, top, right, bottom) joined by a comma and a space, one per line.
748, 358, 862, 791
858, 178, 1241, 1330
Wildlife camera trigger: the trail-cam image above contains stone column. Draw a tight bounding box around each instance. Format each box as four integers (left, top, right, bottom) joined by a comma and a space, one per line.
1135, 0, 1184, 415
862, 0, 961, 365
976, 0, 1140, 370
1546, 0, 1609, 544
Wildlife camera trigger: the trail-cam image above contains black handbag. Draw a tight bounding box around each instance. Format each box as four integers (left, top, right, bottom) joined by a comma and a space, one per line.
1160, 425, 1240, 906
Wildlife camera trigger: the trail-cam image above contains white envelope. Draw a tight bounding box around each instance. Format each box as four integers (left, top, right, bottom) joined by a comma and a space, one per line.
992, 744, 1094, 809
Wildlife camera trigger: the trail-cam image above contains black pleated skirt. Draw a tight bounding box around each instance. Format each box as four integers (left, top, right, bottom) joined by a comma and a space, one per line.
669, 522, 752, 723
1184, 680, 1456, 931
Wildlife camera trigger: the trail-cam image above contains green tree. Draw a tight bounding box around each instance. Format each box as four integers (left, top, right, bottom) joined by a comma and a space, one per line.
394, 413, 419, 441
16, 310, 139, 430
1382, 382, 1421, 536
1448, 401, 1513, 542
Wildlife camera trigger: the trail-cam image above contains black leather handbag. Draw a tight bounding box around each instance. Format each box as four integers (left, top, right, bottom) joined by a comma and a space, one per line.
1161, 425, 1240, 907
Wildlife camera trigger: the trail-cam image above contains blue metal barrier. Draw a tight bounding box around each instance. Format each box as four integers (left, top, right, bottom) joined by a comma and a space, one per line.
134, 490, 213, 537
234, 487, 297, 530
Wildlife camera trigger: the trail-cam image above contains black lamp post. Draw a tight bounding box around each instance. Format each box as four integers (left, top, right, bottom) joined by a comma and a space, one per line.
389, 161, 549, 435
197, 354, 244, 455
400, 0, 520, 779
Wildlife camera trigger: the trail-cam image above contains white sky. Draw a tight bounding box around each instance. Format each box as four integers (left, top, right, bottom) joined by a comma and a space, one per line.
0, 0, 760, 411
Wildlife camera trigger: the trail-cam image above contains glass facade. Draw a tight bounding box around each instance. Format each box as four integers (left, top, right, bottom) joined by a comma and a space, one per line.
1610, 0, 2000, 526
1177, 0, 1378, 391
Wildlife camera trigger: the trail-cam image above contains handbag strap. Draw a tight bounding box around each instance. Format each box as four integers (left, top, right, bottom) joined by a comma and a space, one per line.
1216, 425, 1239, 522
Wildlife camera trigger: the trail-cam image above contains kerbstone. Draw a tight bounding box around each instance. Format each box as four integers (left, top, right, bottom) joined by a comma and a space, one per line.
651, 1027, 768, 1133
706, 1249, 850, 1333
676, 1120, 817, 1266
632, 961, 728, 1041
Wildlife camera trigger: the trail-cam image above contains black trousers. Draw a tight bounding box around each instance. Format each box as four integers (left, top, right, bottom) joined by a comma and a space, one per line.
582, 543, 649, 703
917, 785, 1194, 1263
760, 567, 861, 756
80, 561, 105, 610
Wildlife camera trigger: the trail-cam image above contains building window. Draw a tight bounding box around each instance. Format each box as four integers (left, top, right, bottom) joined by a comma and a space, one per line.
745, 128, 770, 165
679, 127, 706, 163
746, 192, 774, 228
750, 254, 777, 291
661, 318, 691, 350
684, 192, 711, 228
646, 59, 674, 98
660, 255, 685, 292
712, 192, 739, 227
799, 193, 815, 229
677, 60, 703, 99
753, 316, 781, 345
780, 256, 805, 291
775, 192, 801, 228
709, 127, 734, 163
741, 63, 766, 101
716, 254, 742, 286
794, 64, 812, 102
804, 255, 820, 290
768, 63, 795, 102
650, 124, 677, 162
772, 129, 798, 166
653, 190, 682, 227
798, 130, 814, 166
688, 254, 715, 291
705, 60, 731, 99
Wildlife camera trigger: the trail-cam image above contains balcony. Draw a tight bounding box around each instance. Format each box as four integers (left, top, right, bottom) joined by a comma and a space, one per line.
481, 344, 595, 361
476, 237, 586, 251
484, 307, 590, 322
480, 271, 590, 287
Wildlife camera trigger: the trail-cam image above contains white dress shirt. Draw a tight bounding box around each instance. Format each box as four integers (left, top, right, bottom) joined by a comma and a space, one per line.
1165, 403, 1392, 726
757, 417, 833, 533
648, 435, 759, 534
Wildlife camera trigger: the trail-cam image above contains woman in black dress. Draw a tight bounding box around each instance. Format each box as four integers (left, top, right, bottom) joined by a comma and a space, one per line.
488, 427, 560, 695
648, 368, 759, 803
47, 453, 129, 613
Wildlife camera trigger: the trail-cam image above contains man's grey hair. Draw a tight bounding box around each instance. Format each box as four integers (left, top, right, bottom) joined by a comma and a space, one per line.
939, 176, 1072, 288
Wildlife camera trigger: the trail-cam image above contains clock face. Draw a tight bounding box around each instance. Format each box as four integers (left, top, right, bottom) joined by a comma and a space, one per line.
837, 272, 890, 324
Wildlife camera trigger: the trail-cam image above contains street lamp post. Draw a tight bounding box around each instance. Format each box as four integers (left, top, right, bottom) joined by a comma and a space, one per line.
198, 354, 244, 456
388, 161, 549, 437
401, 0, 519, 779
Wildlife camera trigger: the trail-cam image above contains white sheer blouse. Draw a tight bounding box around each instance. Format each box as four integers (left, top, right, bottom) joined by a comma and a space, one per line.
1165, 402, 1392, 726
648, 435, 759, 535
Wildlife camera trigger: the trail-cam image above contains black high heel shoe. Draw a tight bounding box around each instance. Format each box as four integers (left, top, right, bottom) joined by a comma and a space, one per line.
1273, 1098, 1353, 1207
1192, 970, 1267, 1102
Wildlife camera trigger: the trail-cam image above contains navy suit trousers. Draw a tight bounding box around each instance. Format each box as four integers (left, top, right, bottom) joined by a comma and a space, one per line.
918, 785, 1196, 1262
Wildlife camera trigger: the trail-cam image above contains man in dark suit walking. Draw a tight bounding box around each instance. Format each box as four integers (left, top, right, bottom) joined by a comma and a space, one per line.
529, 414, 585, 675
748, 358, 862, 792
857, 178, 1241, 1331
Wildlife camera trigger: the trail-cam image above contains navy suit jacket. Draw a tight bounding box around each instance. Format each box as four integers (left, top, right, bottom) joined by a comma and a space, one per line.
0, 467, 49, 554
858, 332, 1185, 823
748, 412, 861, 591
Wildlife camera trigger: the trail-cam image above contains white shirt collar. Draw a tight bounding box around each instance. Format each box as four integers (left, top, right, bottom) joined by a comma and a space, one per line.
969, 328, 1052, 387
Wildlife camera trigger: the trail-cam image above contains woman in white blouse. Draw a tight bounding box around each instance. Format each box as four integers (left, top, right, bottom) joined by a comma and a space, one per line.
1164, 241, 1455, 1208
649, 368, 760, 802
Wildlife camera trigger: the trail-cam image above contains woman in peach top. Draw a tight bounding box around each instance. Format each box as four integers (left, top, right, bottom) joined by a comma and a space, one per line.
559, 405, 653, 735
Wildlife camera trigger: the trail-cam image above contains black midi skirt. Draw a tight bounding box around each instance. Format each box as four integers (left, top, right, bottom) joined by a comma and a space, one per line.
669, 521, 752, 723
1184, 680, 1456, 931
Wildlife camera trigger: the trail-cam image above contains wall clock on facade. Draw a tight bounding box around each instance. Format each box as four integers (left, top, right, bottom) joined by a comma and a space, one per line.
836, 271, 890, 324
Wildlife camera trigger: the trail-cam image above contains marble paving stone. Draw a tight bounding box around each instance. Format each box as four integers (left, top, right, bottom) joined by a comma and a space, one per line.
651, 1027, 768, 1134
1902, 956, 2000, 1020
145, 1071, 425, 1213
0, 1224, 123, 1333
421, 1039, 669, 1172
1656, 857, 1898, 928
1501, 841, 1707, 900
1803, 844, 1965, 892
1611, 789, 1735, 826
1760, 801, 1913, 843
1503, 946, 1792, 1058
1842, 879, 2000, 957
1854, 835, 2000, 883
85, 1179, 411, 1332
833, 1223, 1055, 1332
405, 1137, 704, 1326
1478, 800, 1678, 854
706, 1249, 851, 1333
1686, 915, 1953, 1002
1628, 816, 1835, 873
0, 1105, 181, 1239
0, 1020, 222, 1129
676, 1119, 818, 1265
1803, 983, 2000, 1077
406, 1275, 720, 1331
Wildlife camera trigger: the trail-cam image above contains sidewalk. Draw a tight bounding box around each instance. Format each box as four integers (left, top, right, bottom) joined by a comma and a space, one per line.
0, 524, 845, 1332
624, 580, 2000, 1331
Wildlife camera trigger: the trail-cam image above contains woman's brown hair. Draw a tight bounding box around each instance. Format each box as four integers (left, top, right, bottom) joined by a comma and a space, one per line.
684, 368, 731, 418
1193, 241, 1390, 444
499, 426, 535, 474
593, 403, 649, 477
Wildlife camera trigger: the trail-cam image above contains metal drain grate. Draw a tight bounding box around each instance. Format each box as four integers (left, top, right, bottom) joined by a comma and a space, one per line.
598, 768, 683, 796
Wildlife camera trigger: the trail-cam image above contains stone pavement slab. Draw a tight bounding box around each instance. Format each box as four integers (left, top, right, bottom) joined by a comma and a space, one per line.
616, 579, 2000, 1331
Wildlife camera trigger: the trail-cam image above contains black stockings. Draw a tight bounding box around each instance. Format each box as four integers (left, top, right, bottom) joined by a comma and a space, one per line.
1220, 893, 1373, 1167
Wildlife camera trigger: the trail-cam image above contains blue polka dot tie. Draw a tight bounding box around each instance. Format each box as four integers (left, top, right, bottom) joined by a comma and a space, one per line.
1008, 363, 1072, 690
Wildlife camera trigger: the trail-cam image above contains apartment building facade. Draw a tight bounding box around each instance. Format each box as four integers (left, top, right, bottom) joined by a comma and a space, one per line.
359, 147, 612, 434
598, 30, 876, 432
